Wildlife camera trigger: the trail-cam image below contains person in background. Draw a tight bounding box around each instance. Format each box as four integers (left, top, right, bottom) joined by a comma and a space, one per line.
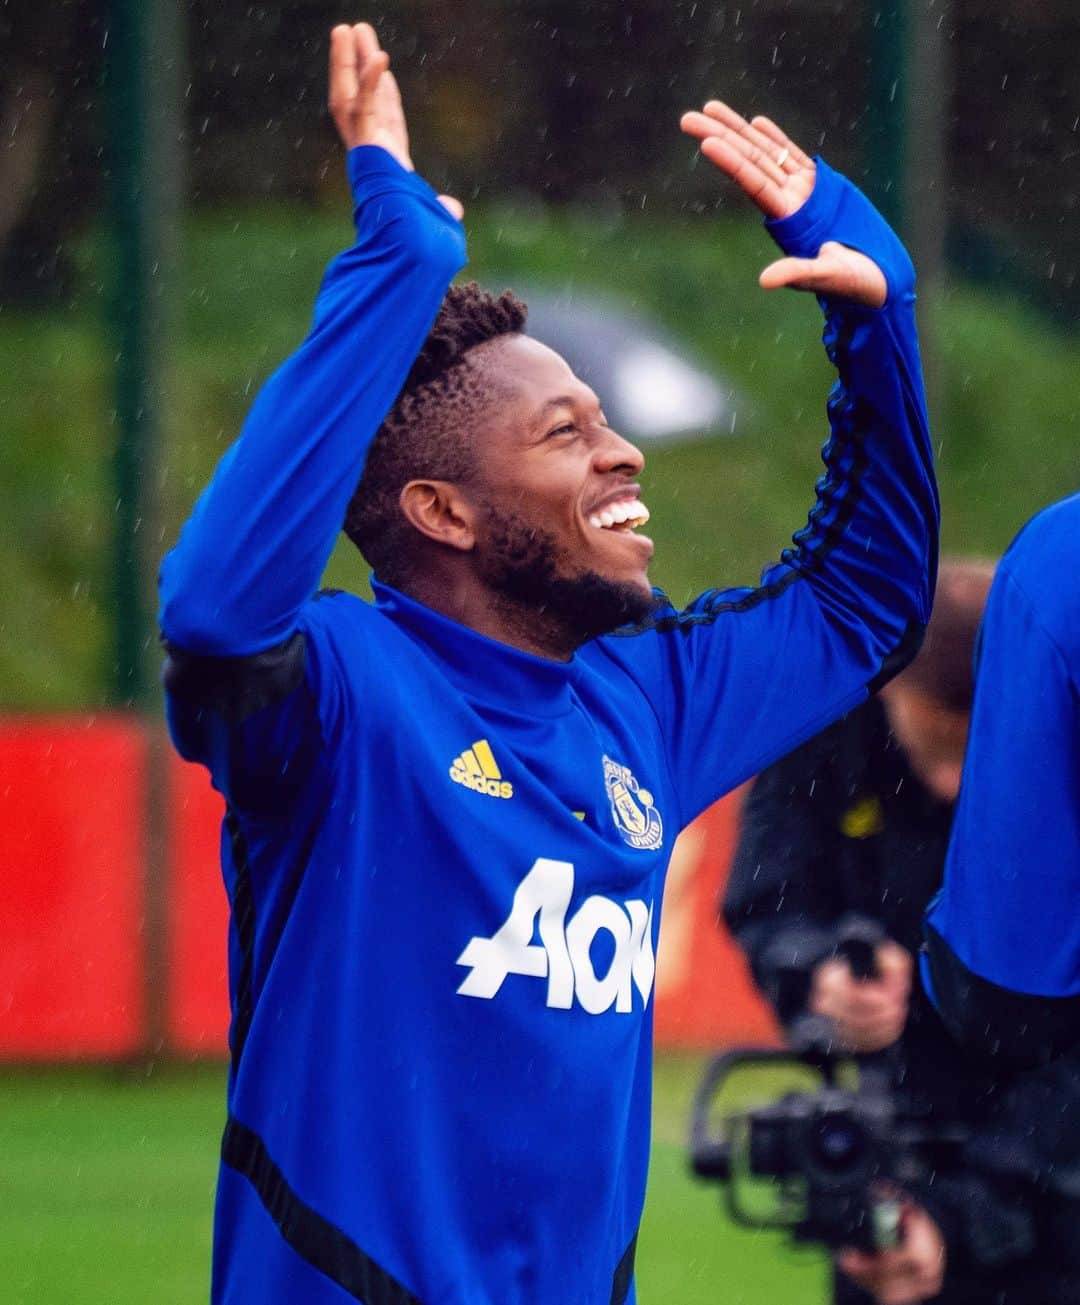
722, 559, 1057, 1304
723, 558, 992, 1060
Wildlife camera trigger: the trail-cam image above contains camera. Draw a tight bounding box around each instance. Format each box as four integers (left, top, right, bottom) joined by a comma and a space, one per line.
689, 919, 967, 1252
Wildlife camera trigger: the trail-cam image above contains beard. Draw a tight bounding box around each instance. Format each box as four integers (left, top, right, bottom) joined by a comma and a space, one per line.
478, 502, 657, 648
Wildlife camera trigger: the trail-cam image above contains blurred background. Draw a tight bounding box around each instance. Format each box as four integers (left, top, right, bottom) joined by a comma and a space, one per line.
2, 1, 1078, 1301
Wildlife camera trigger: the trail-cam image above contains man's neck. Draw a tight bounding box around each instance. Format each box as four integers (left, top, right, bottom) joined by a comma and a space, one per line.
398, 574, 578, 662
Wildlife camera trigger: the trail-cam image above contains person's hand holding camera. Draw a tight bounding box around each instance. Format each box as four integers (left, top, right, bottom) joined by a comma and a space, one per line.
838, 1202, 946, 1304
810, 941, 912, 1053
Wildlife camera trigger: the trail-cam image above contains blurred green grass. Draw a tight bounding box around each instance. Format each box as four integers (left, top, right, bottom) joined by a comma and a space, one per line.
4, 198, 1080, 707
0, 1054, 827, 1304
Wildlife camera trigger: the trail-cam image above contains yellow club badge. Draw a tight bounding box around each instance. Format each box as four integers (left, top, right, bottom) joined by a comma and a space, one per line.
603, 755, 663, 851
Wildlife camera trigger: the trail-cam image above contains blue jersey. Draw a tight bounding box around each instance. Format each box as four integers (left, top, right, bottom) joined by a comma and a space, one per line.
924, 495, 1080, 1067
160, 146, 936, 1305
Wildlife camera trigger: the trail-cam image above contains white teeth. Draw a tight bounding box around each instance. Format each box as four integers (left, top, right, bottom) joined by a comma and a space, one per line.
589, 499, 652, 529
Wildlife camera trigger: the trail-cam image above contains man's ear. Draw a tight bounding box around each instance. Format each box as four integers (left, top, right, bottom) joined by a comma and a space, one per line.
399, 479, 477, 553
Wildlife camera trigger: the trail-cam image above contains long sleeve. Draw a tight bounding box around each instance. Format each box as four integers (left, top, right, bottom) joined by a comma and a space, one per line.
596, 160, 939, 828
158, 147, 466, 809
159, 146, 466, 657
920, 499, 1080, 1228
923, 495, 1080, 1069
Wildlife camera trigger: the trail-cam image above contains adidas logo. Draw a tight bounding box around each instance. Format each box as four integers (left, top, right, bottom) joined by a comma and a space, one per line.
449, 738, 513, 800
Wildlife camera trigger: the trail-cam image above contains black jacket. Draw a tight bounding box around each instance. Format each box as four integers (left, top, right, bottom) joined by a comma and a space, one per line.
723, 697, 1080, 1297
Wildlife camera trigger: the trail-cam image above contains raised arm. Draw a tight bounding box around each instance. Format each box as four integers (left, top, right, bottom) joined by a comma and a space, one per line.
159, 24, 465, 656
598, 104, 938, 828
158, 26, 465, 807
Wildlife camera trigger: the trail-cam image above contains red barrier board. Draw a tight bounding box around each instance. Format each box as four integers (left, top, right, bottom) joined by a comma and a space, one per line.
654, 790, 779, 1050
0, 717, 146, 1058
166, 757, 230, 1055
0, 717, 776, 1060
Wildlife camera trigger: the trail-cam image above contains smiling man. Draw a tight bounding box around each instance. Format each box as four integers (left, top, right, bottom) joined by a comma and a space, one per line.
343, 303, 659, 656
159, 23, 938, 1305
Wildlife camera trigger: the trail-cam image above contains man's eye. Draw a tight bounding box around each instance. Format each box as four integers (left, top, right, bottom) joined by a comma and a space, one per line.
548, 423, 576, 438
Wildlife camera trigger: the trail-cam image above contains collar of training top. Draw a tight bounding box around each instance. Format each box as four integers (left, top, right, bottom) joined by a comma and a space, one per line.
372, 578, 582, 718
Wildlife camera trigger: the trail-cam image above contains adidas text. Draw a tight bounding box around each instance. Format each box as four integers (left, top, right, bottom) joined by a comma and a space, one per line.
450, 738, 513, 799
450, 768, 513, 799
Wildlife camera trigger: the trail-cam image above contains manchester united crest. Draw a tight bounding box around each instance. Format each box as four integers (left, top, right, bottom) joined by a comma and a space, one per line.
603, 756, 663, 851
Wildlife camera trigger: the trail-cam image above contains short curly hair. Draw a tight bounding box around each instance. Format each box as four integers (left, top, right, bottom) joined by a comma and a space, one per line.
344, 282, 528, 587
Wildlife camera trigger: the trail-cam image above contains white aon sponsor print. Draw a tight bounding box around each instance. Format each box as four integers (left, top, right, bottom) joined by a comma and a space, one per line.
456, 857, 656, 1014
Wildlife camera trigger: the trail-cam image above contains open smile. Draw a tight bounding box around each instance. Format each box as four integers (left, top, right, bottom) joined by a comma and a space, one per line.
587, 496, 651, 533
583, 495, 655, 566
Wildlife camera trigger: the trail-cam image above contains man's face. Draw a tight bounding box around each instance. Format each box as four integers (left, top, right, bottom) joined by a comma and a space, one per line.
462, 335, 656, 638
880, 684, 970, 805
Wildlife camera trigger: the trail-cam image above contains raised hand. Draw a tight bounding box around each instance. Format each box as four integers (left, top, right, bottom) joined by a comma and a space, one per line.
329, 23, 412, 169
681, 101, 816, 219
328, 22, 463, 220
681, 101, 887, 308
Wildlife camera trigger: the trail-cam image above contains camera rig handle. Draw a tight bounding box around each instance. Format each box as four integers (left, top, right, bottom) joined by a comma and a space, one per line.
689, 1044, 901, 1247
689, 1042, 972, 1254
833, 914, 887, 981
689, 1046, 796, 1181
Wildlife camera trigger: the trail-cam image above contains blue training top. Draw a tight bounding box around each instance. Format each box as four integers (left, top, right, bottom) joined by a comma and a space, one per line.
924, 494, 1080, 1068
159, 146, 937, 1305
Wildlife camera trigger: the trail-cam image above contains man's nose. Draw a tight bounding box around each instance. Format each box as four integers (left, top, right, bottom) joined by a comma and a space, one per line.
594, 425, 645, 475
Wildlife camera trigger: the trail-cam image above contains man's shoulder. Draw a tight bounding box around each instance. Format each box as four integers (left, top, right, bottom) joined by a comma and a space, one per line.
300, 588, 384, 638
995, 494, 1080, 664
1005, 493, 1080, 570
298, 588, 421, 692
583, 590, 709, 704
588, 587, 743, 660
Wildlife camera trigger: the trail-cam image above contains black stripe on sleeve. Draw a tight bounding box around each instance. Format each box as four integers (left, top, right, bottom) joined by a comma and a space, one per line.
162, 632, 307, 722
609, 1231, 638, 1305
924, 922, 1080, 1069
613, 341, 871, 641
611, 309, 924, 691
866, 618, 926, 693
224, 807, 257, 1069
222, 1117, 423, 1304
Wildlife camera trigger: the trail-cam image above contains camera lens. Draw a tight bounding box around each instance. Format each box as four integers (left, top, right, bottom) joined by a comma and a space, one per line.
813, 1114, 862, 1171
